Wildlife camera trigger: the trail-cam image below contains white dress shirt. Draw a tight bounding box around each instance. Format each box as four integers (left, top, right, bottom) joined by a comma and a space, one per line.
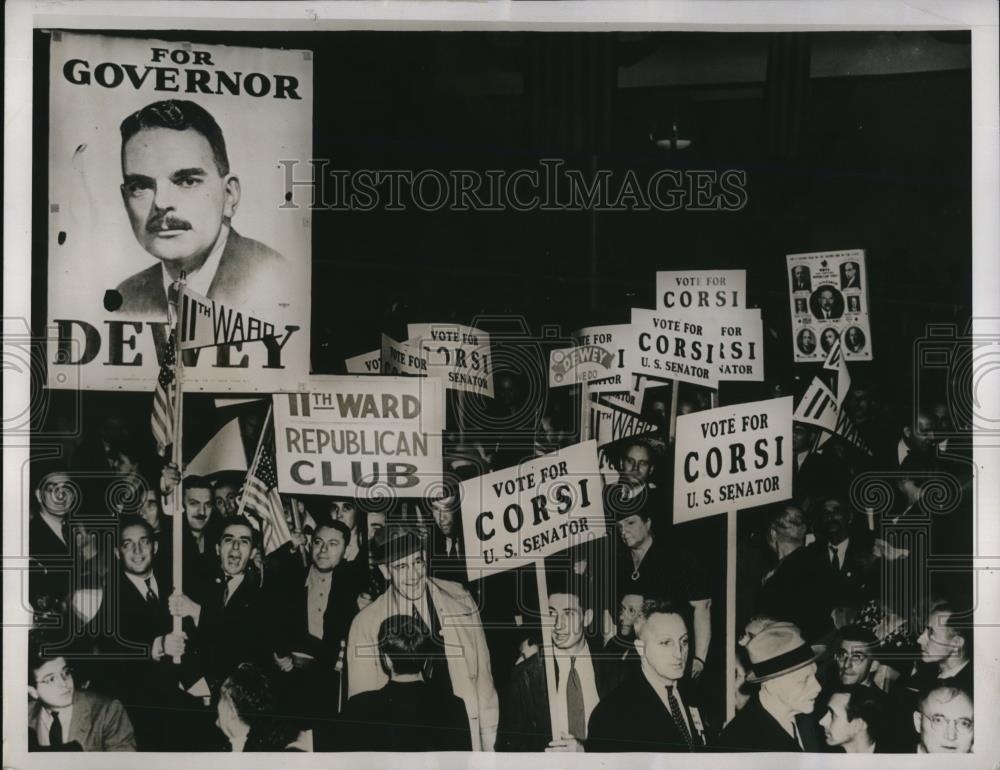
828, 538, 849, 570
305, 567, 332, 640
553, 645, 600, 737
643, 666, 692, 735
125, 572, 159, 600
37, 704, 74, 747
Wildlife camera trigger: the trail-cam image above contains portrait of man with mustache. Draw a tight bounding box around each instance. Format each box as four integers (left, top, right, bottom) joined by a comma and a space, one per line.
113, 99, 285, 316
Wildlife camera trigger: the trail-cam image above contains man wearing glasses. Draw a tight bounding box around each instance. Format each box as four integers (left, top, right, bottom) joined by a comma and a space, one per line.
28, 645, 136, 751
912, 685, 973, 753
832, 626, 885, 690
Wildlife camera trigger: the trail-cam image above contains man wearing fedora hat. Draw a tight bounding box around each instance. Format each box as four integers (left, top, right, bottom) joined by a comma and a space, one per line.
717, 622, 823, 751
346, 525, 499, 750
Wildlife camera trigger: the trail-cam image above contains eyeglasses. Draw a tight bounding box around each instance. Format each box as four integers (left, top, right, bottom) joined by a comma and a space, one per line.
921, 713, 973, 733
833, 650, 870, 665
37, 667, 73, 687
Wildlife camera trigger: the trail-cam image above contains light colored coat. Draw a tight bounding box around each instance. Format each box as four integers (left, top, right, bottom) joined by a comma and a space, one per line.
347, 577, 499, 751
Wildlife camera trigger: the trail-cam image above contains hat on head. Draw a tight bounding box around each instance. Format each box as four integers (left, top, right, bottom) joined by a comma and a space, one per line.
369, 525, 426, 565
744, 623, 822, 683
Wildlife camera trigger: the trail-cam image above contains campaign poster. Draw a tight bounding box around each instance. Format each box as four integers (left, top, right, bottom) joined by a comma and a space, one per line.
380, 334, 429, 377
460, 440, 606, 579
407, 322, 493, 396
625, 308, 721, 388
714, 309, 764, 382
46, 33, 312, 391
345, 348, 381, 375
548, 324, 628, 390
673, 397, 792, 522
787, 249, 872, 362
273, 375, 445, 500
656, 269, 747, 312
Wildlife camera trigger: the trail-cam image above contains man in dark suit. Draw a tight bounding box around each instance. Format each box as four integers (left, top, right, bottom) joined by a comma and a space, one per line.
115, 99, 284, 316
587, 600, 709, 752
107, 516, 202, 750
28, 464, 76, 611
807, 497, 879, 622
840, 261, 862, 290
600, 592, 645, 693
168, 518, 271, 691
498, 579, 614, 752
28, 648, 136, 751
717, 622, 823, 751
810, 286, 845, 320
335, 614, 471, 751
791, 265, 812, 292
425, 487, 468, 585
271, 518, 360, 729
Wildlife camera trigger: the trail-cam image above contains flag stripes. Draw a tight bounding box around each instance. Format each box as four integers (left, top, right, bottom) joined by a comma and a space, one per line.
151, 329, 178, 456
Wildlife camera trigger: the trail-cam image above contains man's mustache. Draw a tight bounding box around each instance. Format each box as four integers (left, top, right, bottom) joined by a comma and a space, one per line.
146, 214, 192, 233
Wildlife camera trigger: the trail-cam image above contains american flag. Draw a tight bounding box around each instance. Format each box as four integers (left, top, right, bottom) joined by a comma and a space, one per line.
243, 435, 293, 555
151, 329, 178, 456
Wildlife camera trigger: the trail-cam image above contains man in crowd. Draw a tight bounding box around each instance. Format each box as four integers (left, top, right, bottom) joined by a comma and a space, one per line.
914, 603, 973, 694
29, 463, 76, 609
611, 493, 712, 678
28, 645, 136, 751
832, 626, 883, 689
272, 517, 360, 730
180, 476, 219, 597
499, 579, 613, 752
802, 497, 878, 630
587, 600, 708, 752
819, 685, 886, 753
617, 439, 660, 502
168, 518, 271, 690
211, 473, 241, 519
347, 526, 499, 750
717, 623, 823, 751
601, 592, 644, 690
912, 685, 973, 753
337, 615, 472, 751
111, 516, 202, 749
426, 485, 467, 584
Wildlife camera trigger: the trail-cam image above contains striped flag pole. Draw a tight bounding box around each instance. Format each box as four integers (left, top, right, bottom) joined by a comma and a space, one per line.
169, 278, 186, 663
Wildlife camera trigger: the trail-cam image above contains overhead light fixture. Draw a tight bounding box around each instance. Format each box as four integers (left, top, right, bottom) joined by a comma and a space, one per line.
650, 122, 692, 150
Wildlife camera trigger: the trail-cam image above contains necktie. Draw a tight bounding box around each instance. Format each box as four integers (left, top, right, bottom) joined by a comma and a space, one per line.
829, 545, 841, 571
223, 576, 235, 605
144, 577, 157, 604
566, 657, 586, 740
49, 710, 63, 746
448, 538, 457, 558
666, 686, 693, 750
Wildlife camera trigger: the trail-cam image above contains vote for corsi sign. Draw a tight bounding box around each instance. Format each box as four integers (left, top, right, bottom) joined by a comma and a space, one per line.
672, 397, 793, 522
460, 440, 607, 580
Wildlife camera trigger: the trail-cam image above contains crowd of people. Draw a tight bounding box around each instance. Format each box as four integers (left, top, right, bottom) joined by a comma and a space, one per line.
25, 369, 974, 753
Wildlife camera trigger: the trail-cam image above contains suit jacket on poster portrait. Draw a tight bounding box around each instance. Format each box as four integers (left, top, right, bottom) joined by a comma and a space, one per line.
115, 229, 285, 315
28, 689, 136, 751
586, 671, 708, 753
346, 577, 499, 751
497, 639, 617, 752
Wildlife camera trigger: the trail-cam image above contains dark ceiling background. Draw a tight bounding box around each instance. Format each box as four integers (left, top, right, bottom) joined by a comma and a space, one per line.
32, 29, 972, 402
